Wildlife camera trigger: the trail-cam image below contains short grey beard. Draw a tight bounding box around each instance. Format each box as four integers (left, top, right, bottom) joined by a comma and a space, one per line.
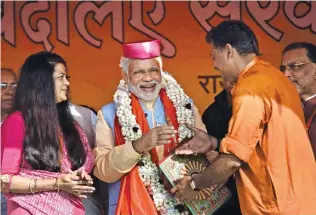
128, 80, 162, 101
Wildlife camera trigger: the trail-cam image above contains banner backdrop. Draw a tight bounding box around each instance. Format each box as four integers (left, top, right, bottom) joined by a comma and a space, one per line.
1, 1, 316, 112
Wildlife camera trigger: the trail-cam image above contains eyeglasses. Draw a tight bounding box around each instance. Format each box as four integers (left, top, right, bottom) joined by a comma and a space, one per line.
280, 62, 313, 72
0, 83, 17, 90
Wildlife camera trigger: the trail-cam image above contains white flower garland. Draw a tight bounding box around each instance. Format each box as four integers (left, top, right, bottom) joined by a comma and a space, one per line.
113, 71, 194, 142
138, 154, 189, 215
113, 71, 194, 214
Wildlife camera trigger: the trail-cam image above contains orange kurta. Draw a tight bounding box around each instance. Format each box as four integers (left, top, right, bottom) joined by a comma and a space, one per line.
220, 58, 316, 215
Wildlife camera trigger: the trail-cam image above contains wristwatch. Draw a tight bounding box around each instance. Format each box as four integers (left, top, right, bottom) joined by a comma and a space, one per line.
189, 175, 200, 191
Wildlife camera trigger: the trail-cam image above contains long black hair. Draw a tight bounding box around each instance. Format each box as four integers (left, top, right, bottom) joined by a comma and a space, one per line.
14, 51, 86, 172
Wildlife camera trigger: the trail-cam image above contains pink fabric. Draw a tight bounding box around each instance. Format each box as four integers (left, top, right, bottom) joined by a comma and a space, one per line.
1, 111, 95, 215
8, 201, 31, 215
122, 40, 161, 59
7, 201, 82, 215
1, 112, 24, 174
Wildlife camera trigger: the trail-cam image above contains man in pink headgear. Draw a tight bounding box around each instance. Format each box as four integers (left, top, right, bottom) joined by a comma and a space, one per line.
93, 40, 206, 214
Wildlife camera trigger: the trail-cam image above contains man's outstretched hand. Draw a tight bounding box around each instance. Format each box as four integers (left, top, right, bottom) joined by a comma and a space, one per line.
175, 124, 218, 155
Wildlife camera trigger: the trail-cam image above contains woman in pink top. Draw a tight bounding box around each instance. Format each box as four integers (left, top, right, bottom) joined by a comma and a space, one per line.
0, 52, 95, 215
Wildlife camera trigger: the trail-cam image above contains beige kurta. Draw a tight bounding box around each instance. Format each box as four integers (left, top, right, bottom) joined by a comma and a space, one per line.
93, 105, 206, 183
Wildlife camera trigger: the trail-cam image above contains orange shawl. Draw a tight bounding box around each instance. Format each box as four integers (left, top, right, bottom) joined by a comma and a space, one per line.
114, 89, 179, 215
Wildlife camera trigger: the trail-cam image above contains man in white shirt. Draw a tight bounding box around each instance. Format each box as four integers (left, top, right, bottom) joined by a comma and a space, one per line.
1, 68, 17, 215
1, 68, 17, 122
69, 103, 107, 215
69, 103, 104, 214
69, 103, 97, 148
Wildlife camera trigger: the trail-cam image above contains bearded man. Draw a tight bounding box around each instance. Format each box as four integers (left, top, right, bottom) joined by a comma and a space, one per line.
93, 40, 206, 215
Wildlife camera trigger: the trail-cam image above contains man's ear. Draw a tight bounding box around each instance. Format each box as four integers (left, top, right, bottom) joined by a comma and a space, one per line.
122, 71, 128, 82
313, 63, 316, 80
225, 44, 233, 60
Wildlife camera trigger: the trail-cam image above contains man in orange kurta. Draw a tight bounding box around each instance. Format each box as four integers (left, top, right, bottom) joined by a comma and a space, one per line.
172, 20, 316, 215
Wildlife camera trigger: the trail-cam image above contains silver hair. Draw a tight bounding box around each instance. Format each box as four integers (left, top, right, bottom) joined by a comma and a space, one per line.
119, 56, 163, 73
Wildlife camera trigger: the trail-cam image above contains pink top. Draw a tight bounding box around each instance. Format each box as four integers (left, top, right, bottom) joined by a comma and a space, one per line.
1, 111, 95, 215
122, 40, 161, 59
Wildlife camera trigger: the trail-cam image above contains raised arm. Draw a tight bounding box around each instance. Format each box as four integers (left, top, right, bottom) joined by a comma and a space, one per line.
172, 89, 269, 201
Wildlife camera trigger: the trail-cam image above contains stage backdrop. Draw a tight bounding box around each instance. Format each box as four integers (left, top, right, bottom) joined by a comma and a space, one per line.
1, 1, 316, 113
